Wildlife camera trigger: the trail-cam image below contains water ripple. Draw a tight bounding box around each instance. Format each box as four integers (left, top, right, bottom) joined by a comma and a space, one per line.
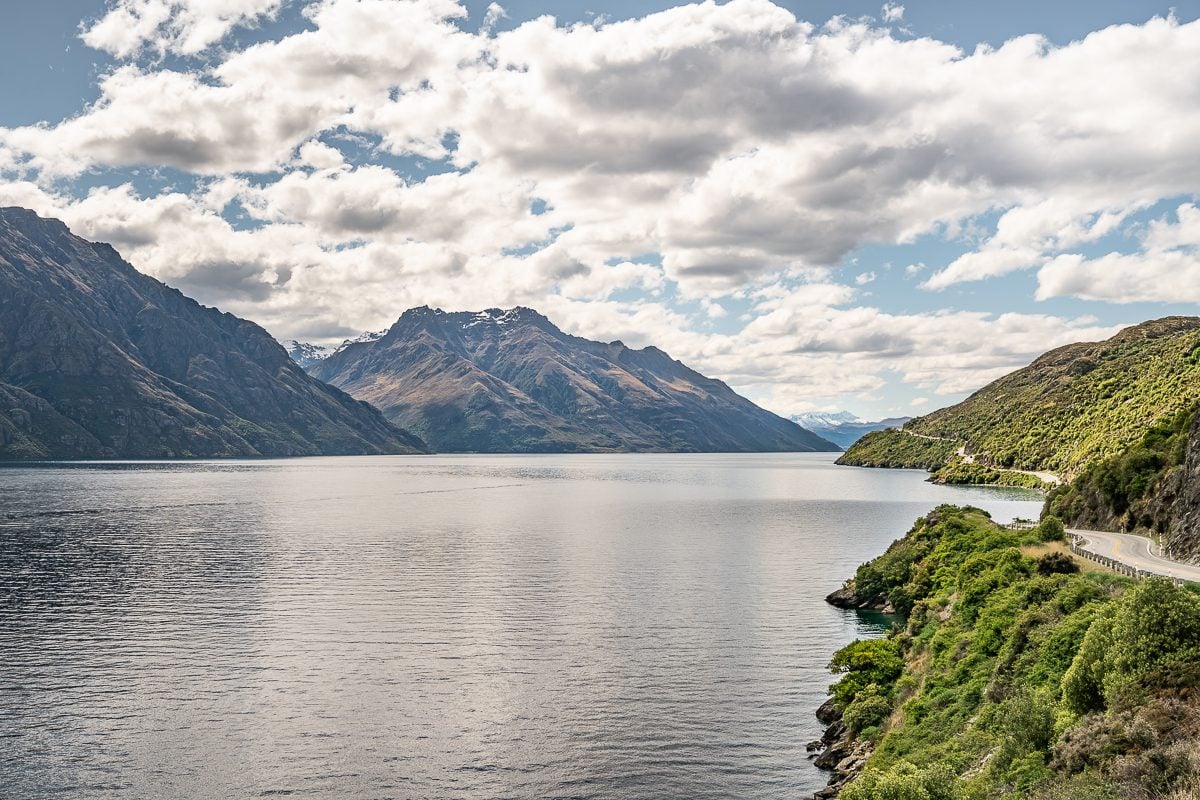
0, 453, 1042, 799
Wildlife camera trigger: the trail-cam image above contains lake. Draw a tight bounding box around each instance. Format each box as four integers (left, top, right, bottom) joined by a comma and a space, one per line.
0, 453, 1042, 799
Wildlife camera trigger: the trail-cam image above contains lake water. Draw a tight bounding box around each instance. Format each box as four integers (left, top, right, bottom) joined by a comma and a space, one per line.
0, 453, 1042, 799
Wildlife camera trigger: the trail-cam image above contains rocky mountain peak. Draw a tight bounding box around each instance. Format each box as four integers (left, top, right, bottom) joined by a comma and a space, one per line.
307, 305, 838, 454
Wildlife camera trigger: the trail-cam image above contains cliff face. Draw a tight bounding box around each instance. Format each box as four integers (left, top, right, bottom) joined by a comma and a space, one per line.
306, 306, 838, 454
0, 207, 426, 458
1167, 413, 1200, 558
1045, 405, 1199, 553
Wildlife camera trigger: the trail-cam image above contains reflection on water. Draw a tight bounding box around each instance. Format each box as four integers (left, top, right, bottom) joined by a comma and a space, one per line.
0, 453, 1042, 799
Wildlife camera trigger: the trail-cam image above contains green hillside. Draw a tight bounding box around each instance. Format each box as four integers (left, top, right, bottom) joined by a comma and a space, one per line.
839, 317, 1200, 479
821, 505, 1200, 800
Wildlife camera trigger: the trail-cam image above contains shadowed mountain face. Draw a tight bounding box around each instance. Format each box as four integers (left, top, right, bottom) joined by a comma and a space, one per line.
306, 306, 838, 453
0, 207, 426, 458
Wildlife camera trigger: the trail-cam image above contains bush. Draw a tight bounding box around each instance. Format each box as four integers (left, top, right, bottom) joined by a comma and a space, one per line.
1037, 515, 1066, 542
844, 683, 894, 734
829, 638, 905, 708
1062, 579, 1200, 713
840, 762, 962, 800
1036, 552, 1079, 576
1104, 579, 1200, 698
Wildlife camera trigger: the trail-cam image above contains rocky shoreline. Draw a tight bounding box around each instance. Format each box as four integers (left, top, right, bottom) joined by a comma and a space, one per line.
808, 580, 892, 798
807, 697, 874, 798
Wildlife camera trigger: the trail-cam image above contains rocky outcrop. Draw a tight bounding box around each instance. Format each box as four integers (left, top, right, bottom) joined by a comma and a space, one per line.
809, 697, 875, 798
825, 581, 892, 613
305, 306, 839, 454
0, 207, 426, 458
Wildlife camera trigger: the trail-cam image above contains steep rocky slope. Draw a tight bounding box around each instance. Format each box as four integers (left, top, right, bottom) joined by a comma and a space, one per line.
1047, 405, 1200, 558
305, 306, 837, 453
0, 207, 426, 458
1171, 413, 1200, 556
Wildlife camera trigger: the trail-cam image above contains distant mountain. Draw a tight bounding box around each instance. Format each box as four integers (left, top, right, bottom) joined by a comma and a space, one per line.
286, 341, 336, 369
287, 330, 386, 369
0, 207, 426, 458
840, 317, 1200, 482
303, 306, 839, 453
790, 411, 911, 449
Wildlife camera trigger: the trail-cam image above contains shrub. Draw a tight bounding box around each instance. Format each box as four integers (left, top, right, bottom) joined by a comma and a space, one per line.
1062, 579, 1200, 713
1036, 552, 1079, 576
1061, 613, 1113, 714
844, 683, 894, 734
1104, 579, 1200, 698
829, 638, 905, 708
840, 762, 962, 800
1037, 515, 1066, 542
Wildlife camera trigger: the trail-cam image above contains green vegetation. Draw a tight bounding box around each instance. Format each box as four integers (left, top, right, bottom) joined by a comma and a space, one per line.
840, 317, 1200, 477
836, 429, 957, 470
930, 462, 1051, 491
826, 505, 1200, 799
1046, 404, 1196, 534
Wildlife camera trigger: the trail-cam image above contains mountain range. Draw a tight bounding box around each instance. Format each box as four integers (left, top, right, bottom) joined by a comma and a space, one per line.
287, 330, 386, 369
0, 208, 426, 458
299, 306, 838, 453
790, 411, 910, 449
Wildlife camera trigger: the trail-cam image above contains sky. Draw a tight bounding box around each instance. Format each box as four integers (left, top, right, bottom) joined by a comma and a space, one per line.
2, 1, 1199, 420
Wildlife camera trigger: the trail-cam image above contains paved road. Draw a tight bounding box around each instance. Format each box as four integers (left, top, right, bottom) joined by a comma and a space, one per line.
898, 430, 1062, 485
1071, 528, 1200, 582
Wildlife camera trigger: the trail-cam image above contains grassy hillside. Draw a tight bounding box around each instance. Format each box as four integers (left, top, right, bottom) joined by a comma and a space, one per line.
837, 429, 958, 470
840, 317, 1200, 478
821, 505, 1200, 800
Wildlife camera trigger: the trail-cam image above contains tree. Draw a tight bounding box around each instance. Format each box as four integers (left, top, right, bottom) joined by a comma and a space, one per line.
1037, 515, 1066, 542
829, 638, 904, 707
1061, 579, 1200, 713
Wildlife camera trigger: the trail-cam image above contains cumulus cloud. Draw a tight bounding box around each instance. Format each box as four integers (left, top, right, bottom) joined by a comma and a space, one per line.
0, 0, 1196, 414
1036, 203, 1200, 303
82, 0, 285, 58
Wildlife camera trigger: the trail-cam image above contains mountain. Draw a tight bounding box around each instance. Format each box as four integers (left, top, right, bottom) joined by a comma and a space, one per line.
303, 305, 838, 453
286, 341, 336, 369
0, 207, 426, 458
839, 317, 1200, 483
287, 330, 386, 369
791, 411, 911, 449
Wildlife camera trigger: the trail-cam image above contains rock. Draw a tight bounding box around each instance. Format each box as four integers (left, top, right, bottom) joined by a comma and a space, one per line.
826, 584, 861, 608
816, 696, 841, 724
811, 694, 876, 798
1168, 413, 1200, 558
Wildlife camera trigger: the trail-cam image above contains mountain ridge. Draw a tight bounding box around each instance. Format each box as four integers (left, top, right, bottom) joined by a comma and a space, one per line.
839, 317, 1200, 482
302, 305, 838, 454
0, 207, 426, 458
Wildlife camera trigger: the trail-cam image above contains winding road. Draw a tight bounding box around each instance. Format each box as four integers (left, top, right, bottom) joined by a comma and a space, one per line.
901, 430, 1062, 485
1070, 529, 1200, 582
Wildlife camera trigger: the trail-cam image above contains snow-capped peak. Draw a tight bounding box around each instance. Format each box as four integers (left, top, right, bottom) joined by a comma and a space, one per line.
791, 410, 862, 428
